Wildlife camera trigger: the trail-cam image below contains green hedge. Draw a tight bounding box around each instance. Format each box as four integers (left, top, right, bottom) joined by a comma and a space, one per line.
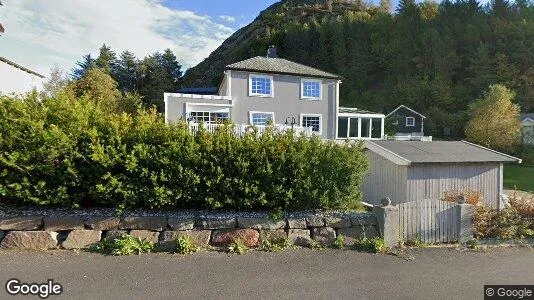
0, 93, 368, 211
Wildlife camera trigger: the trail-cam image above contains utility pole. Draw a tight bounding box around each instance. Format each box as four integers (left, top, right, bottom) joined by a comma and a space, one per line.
0, 1, 45, 78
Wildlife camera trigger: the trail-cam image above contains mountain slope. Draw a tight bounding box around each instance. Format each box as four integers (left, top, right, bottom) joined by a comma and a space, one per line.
183, 0, 534, 138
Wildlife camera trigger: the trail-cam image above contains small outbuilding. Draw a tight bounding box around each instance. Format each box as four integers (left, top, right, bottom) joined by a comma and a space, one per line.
362, 140, 522, 208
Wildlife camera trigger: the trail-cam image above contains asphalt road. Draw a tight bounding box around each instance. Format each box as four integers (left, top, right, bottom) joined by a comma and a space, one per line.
0, 247, 533, 300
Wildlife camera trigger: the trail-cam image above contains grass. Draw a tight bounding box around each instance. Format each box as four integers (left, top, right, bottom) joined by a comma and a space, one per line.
504, 165, 534, 192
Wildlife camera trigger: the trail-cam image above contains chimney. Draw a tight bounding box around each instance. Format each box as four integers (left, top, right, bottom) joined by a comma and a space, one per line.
267, 46, 277, 58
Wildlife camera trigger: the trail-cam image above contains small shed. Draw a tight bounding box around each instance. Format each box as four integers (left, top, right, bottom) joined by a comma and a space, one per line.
362, 140, 522, 208
386, 105, 426, 136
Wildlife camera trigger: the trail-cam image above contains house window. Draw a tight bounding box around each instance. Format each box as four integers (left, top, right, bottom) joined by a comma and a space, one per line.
189, 111, 229, 124
406, 117, 415, 127
337, 116, 383, 139
301, 114, 322, 133
250, 112, 274, 126
249, 75, 273, 97
301, 79, 321, 100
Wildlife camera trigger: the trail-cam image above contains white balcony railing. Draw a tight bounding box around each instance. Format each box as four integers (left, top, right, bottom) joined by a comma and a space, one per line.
188, 123, 314, 137
388, 134, 433, 141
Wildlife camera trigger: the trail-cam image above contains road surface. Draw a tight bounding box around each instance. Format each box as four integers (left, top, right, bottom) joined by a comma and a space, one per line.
0, 247, 533, 299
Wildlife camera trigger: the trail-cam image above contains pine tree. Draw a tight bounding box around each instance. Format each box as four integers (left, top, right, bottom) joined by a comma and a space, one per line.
71, 54, 95, 79
95, 44, 117, 75
115, 51, 139, 92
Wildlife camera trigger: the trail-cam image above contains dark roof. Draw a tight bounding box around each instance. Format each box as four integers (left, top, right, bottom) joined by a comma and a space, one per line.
522, 113, 534, 121
178, 87, 219, 95
225, 57, 341, 79
366, 140, 521, 164
386, 105, 426, 118
339, 107, 383, 115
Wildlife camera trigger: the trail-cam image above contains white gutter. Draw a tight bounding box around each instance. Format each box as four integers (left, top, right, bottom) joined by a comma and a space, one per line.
461, 141, 523, 164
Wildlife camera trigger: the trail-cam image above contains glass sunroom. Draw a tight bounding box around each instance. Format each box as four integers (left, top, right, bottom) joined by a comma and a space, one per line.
337, 108, 385, 140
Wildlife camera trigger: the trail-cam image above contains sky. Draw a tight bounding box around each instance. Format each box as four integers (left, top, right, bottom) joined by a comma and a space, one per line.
0, 0, 279, 94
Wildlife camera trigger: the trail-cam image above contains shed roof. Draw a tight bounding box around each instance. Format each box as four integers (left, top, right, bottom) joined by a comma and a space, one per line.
226, 56, 342, 79
339, 107, 383, 115
386, 105, 426, 118
365, 140, 522, 165
521, 113, 534, 122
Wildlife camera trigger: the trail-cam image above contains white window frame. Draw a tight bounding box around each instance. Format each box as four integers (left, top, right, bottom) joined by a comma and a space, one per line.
300, 113, 322, 134
249, 111, 275, 126
406, 117, 415, 127
300, 78, 322, 100
248, 74, 274, 97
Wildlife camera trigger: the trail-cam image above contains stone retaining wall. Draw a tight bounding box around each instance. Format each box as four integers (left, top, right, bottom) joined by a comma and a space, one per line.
0, 213, 378, 250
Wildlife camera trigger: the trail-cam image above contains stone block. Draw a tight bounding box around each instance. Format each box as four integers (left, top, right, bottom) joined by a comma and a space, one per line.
129, 230, 160, 244
196, 218, 236, 229
306, 216, 324, 227
85, 217, 120, 230
44, 217, 84, 231
158, 230, 211, 250
337, 226, 379, 245
105, 230, 128, 240
311, 227, 336, 245
287, 218, 307, 229
324, 216, 352, 228
259, 229, 287, 243
458, 204, 475, 243
62, 230, 102, 249
287, 229, 312, 246
350, 214, 377, 226
237, 217, 286, 230
119, 217, 167, 231
211, 229, 259, 247
373, 206, 399, 247
0, 231, 58, 250
168, 218, 195, 231
0, 217, 43, 230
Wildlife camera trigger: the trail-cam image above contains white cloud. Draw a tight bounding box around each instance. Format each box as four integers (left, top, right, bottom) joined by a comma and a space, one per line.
0, 0, 235, 94
219, 15, 236, 23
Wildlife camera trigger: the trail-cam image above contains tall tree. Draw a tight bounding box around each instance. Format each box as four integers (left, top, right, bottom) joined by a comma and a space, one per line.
115, 51, 139, 92
71, 54, 95, 79
95, 44, 117, 75
465, 84, 522, 153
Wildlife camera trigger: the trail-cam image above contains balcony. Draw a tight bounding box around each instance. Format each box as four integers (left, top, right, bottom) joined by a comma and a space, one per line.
188, 123, 314, 137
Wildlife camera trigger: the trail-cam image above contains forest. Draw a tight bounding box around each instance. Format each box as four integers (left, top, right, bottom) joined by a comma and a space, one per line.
73, 0, 534, 138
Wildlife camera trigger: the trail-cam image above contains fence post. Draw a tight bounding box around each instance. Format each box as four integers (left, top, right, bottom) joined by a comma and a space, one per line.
457, 200, 475, 243
373, 198, 399, 248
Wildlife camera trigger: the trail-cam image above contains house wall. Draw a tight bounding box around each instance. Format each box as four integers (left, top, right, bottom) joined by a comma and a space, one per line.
164, 95, 233, 123
229, 70, 338, 139
362, 150, 408, 205
388, 107, 424, 135
522, 122, 534, 145
406, 163, 501, 208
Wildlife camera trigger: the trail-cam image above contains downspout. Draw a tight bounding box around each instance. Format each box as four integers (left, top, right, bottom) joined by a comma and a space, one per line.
335, 80, 341, 140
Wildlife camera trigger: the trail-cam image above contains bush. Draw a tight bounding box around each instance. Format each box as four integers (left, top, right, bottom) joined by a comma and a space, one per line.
0, 93, 368, 211
353, 237, 385, 253
332, 235, 345, 249
228, 239, 248, 254
473, 204, 534, 239
259, 237, 294, 252
88, 235, 154, 255
175, 236, 199, 255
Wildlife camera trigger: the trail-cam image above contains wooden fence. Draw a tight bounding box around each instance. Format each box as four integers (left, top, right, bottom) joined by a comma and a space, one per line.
397, 199, 460, 244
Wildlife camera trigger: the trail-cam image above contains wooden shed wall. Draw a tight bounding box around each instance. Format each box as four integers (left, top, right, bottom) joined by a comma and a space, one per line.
406, 163, 502, 208
362, 150, 407, 205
